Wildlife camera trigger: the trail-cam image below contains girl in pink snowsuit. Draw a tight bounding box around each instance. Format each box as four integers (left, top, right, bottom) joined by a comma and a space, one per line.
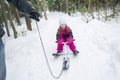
56, 19, 78, 55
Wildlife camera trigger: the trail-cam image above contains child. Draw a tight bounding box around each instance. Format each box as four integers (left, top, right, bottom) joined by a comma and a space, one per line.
56, 18, 79, 55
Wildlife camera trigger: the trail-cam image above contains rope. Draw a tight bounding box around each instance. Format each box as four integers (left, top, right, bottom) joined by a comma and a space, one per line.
35, 21, 64, 79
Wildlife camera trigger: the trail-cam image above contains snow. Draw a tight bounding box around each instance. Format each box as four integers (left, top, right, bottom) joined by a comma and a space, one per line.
4, 12, 120, 80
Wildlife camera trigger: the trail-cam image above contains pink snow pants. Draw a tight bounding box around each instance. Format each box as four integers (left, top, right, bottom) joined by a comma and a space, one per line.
57, 37, 76, 51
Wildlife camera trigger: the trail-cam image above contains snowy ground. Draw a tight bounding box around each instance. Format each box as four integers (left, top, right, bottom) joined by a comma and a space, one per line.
4, 12, 120, 80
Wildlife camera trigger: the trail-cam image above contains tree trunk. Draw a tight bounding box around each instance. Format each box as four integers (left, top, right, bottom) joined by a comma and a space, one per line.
78, 0, 80, 11
24, 15, 32, 31
9, 12, 17, 38
41, 0, 48, 20
4, 12, 10, 36
1, 0, 10, 36
36, 0, 43, 18
13, 7, 21, 25
58, 0, 62, 11
8, 5, 17, 38
88, 0, 91, 13
112, 0, 116, 18
65, 0, 69, 14
97, 0, 100, 20
105, 0, 108, 21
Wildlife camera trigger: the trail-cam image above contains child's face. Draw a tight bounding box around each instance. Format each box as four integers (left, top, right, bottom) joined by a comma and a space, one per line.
60, 24, 66, 29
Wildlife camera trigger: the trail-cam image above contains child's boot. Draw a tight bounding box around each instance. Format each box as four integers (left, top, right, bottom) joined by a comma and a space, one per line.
57, 50, 63, 54
72, 50, 79, 56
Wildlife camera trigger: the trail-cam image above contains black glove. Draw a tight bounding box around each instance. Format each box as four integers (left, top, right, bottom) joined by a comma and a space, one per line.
7, 0, 11, 2
29, 9, 41, 21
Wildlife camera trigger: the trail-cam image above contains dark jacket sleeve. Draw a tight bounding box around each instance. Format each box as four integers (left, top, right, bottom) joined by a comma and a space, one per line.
7, 0, 40, 21
68, 32, 73, 37
0, 21, 5, 38
56, 29, 59, 40
7, 0, 34, 15
68, 27, 73, 38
